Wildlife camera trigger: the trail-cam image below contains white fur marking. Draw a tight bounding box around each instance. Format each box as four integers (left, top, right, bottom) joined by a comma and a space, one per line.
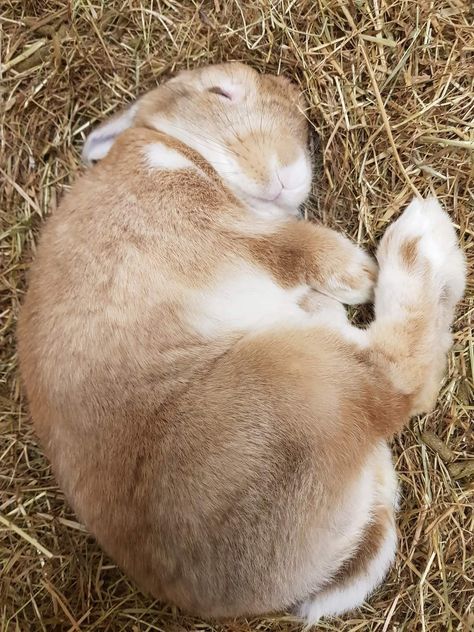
300, 525, 397, 624
144, 143, 195, 171
189, 263, 307, 337
299, 443, 398, 624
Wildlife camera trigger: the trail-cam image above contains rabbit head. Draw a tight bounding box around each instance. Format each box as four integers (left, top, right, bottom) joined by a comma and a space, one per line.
82, 62, 312, 218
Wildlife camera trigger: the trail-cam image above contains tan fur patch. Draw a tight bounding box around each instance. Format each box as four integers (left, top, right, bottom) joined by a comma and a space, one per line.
400, 236, 420, 267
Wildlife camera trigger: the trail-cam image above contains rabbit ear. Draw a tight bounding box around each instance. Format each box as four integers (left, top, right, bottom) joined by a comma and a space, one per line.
82, 102, 139, 165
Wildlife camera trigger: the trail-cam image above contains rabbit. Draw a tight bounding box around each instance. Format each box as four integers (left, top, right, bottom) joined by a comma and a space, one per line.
17, 62, 466, 624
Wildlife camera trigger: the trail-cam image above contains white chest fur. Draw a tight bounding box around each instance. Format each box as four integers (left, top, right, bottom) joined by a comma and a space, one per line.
188, 262, 309, 338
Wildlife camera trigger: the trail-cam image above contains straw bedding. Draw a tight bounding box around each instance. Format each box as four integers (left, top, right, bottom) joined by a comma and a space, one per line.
1, 1, 473, 630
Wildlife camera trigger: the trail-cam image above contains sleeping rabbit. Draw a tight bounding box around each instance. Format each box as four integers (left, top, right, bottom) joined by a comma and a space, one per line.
17, 62, 466, 623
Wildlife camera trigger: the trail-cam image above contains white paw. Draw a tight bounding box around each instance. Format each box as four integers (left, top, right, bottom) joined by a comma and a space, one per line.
325, 238, 378, 305
377, 197, 466, 308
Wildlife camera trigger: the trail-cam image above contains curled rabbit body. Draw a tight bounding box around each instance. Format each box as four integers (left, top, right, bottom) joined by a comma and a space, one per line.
18, 63, 465, 623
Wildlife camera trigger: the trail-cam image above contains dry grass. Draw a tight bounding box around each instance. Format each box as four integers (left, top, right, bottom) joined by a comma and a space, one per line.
1, 1, 473, 630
